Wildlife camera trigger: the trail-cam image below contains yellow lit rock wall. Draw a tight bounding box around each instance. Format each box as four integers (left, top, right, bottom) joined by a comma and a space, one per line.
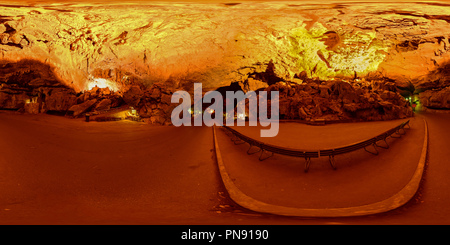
1, 1, 449, 92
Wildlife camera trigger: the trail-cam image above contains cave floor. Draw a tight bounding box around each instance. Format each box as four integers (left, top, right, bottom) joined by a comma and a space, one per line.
0, 110, 449, 225
218, 117, 423, 210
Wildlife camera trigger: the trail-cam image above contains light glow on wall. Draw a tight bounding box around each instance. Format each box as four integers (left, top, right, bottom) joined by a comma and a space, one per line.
86, 77, 120, 92
288, 23, 388, 79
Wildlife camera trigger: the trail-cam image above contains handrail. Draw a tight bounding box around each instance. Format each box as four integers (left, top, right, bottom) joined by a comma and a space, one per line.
222, 120, 410, 172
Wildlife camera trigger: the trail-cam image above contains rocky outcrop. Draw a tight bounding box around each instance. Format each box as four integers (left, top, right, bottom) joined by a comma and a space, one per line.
94, 98, 112, 112
0, 59, 174, 124
415, 62, 450, 92
0, 59, 78, 113
0, 2, 449, 95
419, 86, 450, 109
68, 99, 97, 117
24, 101, 39, 114
65, 86, 124, 117
1, 2, 450, 115
246, 78, 413, 122
123, 85, 144, 107
412, 61, 450, 110
0, 86, 30, 109
0, 59, 123, 116
41, 87, 78, 112
133, 83, 176, 125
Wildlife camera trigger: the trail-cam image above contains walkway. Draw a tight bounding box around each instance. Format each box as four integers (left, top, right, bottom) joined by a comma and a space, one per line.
214, 117, 427, 217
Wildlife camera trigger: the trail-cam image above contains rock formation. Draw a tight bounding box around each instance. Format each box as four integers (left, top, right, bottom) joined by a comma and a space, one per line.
259, 78, 413, 122
0, 59, 78, 113
0, 1, 449, 122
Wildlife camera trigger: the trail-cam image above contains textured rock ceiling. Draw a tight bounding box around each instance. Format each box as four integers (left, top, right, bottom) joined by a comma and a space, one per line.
0, 1, 450, 93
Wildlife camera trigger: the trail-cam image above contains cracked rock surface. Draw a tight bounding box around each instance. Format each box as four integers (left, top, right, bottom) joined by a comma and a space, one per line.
1, 2, 449, 89
0, 1, 450, 118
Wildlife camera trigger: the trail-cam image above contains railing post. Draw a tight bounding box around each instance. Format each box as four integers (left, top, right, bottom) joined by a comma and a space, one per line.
329, 154, 337, 170
376, 136, 389, 149
247, 144, 261, 155
304, 157, 311, 173
364, 142, 379, 155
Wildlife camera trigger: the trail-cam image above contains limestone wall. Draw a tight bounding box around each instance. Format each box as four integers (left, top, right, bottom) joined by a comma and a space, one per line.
1, 1, 450, 113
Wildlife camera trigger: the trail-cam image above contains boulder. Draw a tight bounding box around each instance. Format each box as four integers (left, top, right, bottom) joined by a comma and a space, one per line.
419, 86, 450, 109
343, 103, 359, 113
330, 80, 359, 103
150, 115, 166, 125
150, 87, 161, 100
123, 85, 143, 107
0, 91, 30, 109
138, 103, 151, 118
0, 33, 8, 44
24, 102, 40, 114
68, 99, 97, 117
110, 95, 124, 108
100, 87, 111, 96
44, 88, 77, 112
318, 84, 330, 98
298, 107, 308, 120
379, 90, 398, 102
131, 83, 176, 124
160, 93, 172, 105
94, 99, 111, 112
278, 98, 290, 118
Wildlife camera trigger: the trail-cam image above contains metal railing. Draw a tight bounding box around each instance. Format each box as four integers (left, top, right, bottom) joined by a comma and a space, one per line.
222, 120, 410, 172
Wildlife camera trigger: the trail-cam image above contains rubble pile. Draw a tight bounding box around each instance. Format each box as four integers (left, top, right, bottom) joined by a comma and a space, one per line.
245, 77, 413, 122
123, 83, 176, 125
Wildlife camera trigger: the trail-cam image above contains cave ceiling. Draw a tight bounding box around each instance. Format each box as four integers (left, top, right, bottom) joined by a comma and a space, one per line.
0, 1, 449, 93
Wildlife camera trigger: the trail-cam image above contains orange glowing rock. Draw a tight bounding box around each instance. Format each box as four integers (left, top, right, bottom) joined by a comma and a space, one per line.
0, 1, 448, 97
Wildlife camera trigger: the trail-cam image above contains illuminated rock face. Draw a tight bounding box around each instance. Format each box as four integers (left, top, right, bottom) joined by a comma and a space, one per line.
0, 1, 449, 118
263, 78, 413, 122
0, 59, 78, 112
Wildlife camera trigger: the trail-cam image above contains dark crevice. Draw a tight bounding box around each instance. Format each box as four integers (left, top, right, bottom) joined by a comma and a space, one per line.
373, 10, 450, 24
1, 42, 23, 49
248, 60, 284, 86
0, 59, 70, 89
222, 3, 241, 6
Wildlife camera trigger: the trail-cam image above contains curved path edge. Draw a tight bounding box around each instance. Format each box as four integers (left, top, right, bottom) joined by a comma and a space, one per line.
212, 118, 429, 217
